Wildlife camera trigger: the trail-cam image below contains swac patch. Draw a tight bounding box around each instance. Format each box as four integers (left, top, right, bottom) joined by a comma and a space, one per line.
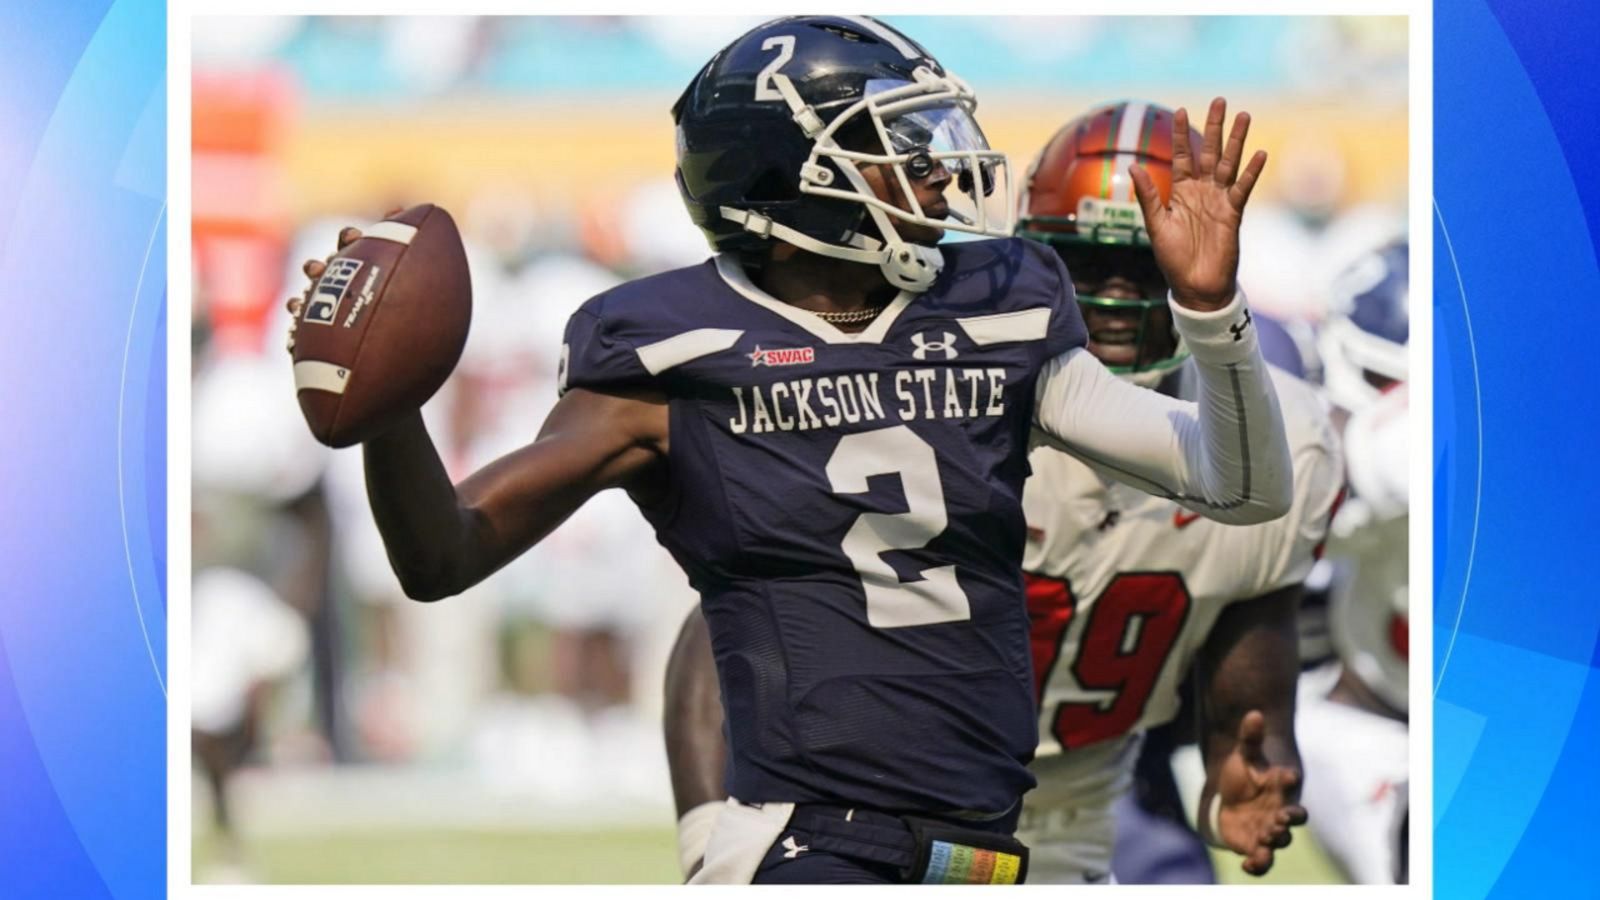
748, 345, 815, 367
920, 841, 1023, 885
304, 257, 364, 326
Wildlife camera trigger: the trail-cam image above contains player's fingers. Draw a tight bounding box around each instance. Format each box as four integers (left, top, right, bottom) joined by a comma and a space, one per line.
338, 226, 363, 249
1129, 164, 1164, 231
1275, 766, 1303, 801
303, 258, 327, 281
1171, 107, 1193, 180
1230, 150, 1269, 210
284, 301, 300, 354
1215, 111, 1251, 186
1199, 97, 1226, 177
1281, 802, 1309, 827
383, 206, 404, 218
285, 295, 304, 315
1243, 845, 1274, 877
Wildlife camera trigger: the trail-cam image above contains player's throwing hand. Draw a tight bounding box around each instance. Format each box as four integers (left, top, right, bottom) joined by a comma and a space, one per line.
282, 225, 364, 354
1129, 97, 1266, 312
1212, 709, 1308, 876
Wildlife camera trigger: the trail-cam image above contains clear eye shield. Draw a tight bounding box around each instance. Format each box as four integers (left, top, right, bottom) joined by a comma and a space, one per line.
717, 64, 1012, 291
801, 70, 1013, 239
880, 101, 998, 200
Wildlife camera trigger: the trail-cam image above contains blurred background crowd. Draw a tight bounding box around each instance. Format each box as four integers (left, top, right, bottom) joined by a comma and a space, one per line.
189, 15, 1409, 885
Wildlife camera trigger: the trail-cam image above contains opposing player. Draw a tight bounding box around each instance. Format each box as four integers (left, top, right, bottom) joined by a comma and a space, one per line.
1297, 240, 1410, 884
1012, 101, 1342, 883
296, 18, 1290, 884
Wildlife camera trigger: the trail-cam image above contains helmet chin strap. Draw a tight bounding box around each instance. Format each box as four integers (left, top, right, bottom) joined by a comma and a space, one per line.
720, 206, 944, 293
835, 153, 945, 292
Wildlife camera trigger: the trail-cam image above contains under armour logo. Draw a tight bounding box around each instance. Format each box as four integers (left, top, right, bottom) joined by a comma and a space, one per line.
782, 835, 810, 859
911, 331, 959, 360
1229, 308, 1253, 342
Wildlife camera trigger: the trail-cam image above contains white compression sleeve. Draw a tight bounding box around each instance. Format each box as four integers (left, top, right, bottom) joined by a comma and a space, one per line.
1033, 290, 1293, 525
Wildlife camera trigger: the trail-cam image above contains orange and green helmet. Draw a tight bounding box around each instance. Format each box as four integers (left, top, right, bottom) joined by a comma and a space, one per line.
1017, 101, 1200, 377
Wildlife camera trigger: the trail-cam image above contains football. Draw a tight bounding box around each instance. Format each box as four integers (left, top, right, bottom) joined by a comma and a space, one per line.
291, 203, 471, 447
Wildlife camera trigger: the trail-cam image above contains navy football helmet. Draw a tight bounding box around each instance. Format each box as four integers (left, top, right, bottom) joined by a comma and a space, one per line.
672, 16, 1011, 292
1319, 239, 1409, 413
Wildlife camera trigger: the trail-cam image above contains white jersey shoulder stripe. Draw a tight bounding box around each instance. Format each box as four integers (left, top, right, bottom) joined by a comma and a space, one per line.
635, 328, 745, 375
955, 307, 1051, 346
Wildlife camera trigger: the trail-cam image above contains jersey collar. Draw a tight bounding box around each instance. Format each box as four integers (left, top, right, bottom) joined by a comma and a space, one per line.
713, 254, 915, 345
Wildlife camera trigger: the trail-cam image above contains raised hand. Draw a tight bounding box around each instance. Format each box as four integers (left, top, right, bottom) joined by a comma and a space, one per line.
1210, 710, 1307, 876
1129, 97, 1267, 312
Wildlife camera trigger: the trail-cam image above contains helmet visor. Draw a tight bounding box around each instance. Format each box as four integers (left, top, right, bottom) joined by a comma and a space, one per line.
853, 79, 1012, 236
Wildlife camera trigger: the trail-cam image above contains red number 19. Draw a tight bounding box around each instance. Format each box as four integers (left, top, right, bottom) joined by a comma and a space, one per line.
1025, 571, 1191, 750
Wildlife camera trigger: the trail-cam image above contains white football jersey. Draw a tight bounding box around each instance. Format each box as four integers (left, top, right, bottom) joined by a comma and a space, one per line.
1296, 663, 1409, 884
1020, 364, 1343, 813
1327, 382, 1410, 713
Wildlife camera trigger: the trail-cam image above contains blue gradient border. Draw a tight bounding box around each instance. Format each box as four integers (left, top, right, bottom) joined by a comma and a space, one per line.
0, 2, 166, 898
1432, 0, 1600, 896
0, 2, 1594, 896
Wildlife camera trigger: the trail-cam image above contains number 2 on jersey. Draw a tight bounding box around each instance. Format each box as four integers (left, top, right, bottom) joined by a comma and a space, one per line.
1028, 571, 1191, 750
826, 426, 971, 628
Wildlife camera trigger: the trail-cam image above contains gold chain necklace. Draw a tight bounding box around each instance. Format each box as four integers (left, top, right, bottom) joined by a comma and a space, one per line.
813, 305, 886, 325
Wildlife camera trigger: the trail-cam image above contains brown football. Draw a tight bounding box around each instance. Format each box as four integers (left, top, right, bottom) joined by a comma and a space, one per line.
291, 204, 471, 448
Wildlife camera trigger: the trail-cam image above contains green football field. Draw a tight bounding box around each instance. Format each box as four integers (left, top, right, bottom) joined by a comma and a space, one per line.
194, 827, 683, 885
195, 825, 1345, 885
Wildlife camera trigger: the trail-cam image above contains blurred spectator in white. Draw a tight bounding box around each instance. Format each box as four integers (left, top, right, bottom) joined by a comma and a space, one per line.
192, 15, 303, 69
191, 566, 310, 882
616, 178, 715, 277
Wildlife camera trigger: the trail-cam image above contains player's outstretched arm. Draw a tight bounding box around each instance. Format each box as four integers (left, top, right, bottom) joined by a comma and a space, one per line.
1194, 586, 1307, 876
1033, 318, 1291, 524
288, 229, 667, 602
663, 608, 729, 881
1033, 97, 1291, 524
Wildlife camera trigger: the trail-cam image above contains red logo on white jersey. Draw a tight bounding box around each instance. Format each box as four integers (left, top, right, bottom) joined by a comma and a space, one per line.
748, 345, 815, 367
1172, 510, 1203, 528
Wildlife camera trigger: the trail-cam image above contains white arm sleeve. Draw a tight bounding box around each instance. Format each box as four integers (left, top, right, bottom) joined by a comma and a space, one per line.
1033, 291, 1293, 525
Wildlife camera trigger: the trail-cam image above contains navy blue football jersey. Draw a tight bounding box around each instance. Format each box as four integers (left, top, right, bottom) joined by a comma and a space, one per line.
562, 238, 1086, 815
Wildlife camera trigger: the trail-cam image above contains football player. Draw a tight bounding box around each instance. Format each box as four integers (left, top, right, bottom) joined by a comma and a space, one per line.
295, 17, 1290, 885
665, 98, 1337, 885
1296, 240, 1410, 884
1011, 101, 1342, 883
